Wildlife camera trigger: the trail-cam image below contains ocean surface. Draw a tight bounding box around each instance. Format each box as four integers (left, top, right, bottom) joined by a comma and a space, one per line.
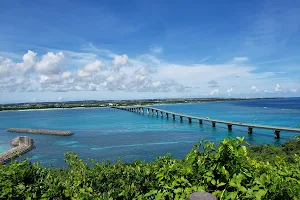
0, 98, 300, 168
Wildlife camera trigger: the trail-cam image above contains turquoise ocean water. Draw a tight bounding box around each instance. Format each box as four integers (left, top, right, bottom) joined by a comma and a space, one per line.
0, 98, 299, 167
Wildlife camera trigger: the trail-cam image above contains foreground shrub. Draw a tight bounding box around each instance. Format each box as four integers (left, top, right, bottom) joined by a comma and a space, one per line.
1, 137, 300, 199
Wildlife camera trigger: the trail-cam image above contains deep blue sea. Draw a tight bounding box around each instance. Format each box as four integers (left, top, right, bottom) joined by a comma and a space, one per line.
1, 98, 300, 168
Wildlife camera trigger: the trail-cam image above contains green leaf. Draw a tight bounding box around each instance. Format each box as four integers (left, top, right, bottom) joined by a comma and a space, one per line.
211, 179, 216, 185
217, 182, 226, 187
239, 186, 247, 193
254, 189, 267, 200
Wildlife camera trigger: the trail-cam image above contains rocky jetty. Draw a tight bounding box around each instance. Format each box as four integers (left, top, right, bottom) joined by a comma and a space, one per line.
8, 128, 73, 136
0, 136, 35, 165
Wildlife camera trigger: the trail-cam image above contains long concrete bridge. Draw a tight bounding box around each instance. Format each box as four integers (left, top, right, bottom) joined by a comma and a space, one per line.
113, 106, 300, 139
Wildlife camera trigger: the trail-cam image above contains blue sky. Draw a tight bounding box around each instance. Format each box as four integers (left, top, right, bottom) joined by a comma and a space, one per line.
0, 0, 300, 103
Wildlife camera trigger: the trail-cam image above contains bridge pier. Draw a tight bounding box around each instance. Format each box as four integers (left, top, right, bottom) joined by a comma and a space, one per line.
274, 130, 280, 139
114, 107, 300, 138
248, 127, 253, 134
212, 121, 216, 127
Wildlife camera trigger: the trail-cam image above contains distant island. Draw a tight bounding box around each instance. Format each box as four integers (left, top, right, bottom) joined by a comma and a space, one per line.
0, 97, 281, 111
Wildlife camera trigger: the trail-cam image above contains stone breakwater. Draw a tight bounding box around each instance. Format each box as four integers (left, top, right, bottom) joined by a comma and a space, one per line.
8, 128, 73, 136
0, 136, 35, 165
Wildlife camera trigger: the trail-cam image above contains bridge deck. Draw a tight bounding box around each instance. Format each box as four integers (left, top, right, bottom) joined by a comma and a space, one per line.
120, 106, 300, 133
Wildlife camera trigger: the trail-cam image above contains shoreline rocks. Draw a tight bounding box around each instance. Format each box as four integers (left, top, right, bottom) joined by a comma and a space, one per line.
0, 136, 35, 165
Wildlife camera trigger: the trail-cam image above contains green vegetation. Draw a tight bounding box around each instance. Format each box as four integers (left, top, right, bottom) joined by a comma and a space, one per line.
1, 137, 300, 200
249, 136, 300, 164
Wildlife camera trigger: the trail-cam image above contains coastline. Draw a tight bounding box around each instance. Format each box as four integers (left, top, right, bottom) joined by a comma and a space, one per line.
9, 107, 107, 112
0, 97, 285, 112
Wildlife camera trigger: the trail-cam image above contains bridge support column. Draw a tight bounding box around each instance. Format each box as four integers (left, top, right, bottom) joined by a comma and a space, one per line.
172, 114, 175, 119
274, 130, 280, 139
166, 113, 169, 118
152, 109, 154, 115
188, 118, 192, 123
199, 120, 202, 124
160, 111, 163, 117
156, 110, 158, 116
248, 127, 253, 134
147, 108, 149, 114
228, 124, 232, 131
180, 116, 183, 121
212, 122, 216, 127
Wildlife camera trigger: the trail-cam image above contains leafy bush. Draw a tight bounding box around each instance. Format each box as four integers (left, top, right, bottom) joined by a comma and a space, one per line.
249, 135, 300, 164
1, 137, 300, 199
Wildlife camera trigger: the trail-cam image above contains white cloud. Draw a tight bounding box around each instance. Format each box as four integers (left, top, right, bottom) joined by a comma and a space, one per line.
275, 84, 281, 92
0, 48, 299, 97
16, 50, 36, 74
77, 60, 104, 78
35, 52, 64, 74
199, 56, 211, 63
0, 50, 36, 78
227, 88, 233, 95
251, 85, 258, 92
113, 54, 129, 67
232, 57, 249, 63
210, 88, 219, 96
61, 71, 72, 79
137, 54, 161, 64
150, 46, 163, 54
290, 88, 297, 93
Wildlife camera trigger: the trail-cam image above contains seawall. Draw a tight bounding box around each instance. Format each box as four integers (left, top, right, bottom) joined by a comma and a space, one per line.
8, 128, 73, 136
0, 136, 35, 165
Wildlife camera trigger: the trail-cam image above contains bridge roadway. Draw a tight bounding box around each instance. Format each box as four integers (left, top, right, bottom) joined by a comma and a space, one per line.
113, 106, 300, 139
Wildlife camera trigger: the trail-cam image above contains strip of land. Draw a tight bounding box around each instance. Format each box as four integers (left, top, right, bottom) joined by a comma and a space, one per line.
8, 128, 73, 136
0, 97, 281, 111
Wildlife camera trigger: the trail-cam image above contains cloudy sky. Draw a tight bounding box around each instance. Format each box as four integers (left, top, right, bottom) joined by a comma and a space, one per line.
1, 0, 300, 103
